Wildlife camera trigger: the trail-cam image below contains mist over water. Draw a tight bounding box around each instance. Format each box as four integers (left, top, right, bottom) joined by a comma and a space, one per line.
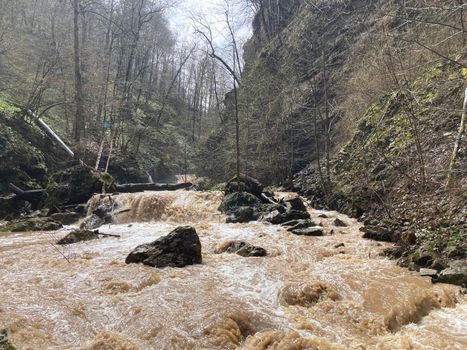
0, 191, 465, 349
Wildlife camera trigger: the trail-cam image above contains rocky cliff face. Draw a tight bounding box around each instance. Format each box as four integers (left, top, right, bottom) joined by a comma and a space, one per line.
232, 0, 466, 265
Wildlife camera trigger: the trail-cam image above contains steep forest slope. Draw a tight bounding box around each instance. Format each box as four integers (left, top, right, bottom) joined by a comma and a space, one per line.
199, 0, 466, 266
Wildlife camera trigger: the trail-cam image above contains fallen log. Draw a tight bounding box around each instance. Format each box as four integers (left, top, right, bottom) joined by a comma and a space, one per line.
116, 182, 192, 193
8, 184, 44, 204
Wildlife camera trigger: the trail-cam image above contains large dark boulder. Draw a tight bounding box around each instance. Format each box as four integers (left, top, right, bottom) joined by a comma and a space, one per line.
42, 164, 116, 207
226, 206, 255, 223
436, 260, 467, 287
284, 197, 307, 212
224, 174, 264, 198
218, 192, 262, 215
125, 226, 202, 268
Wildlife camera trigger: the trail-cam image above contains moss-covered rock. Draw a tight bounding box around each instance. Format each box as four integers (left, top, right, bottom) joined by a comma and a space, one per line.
42, 164, 116, 207
225, 174, 264, 198
0, 217, 62, 232
0, 114, 48, 193
218, 192, 262, 215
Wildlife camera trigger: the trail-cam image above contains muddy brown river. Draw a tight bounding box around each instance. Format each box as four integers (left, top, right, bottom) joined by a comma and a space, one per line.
0, 191, 465, 349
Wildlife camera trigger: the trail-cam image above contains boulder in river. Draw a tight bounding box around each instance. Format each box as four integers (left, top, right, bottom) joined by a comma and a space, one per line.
333, 218, 347, 227
290, 227, 324, 236
218, 192, 262, 215
226, 206, 255, 223
282, 219, 317, 232
218, 240, 267, 257
283, 197, 307, 212
224, 174, 263, 198
0, 216, 62, 232
57, 229, 99, 245
125, 226, 202, 268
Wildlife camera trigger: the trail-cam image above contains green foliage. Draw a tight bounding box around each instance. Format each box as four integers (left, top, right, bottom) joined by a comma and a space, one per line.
0, 97, 20, 117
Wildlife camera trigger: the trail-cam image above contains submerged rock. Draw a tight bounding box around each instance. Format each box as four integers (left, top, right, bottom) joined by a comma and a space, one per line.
290, 227, 324, 236
282, 219, 317, 232
0, 216, 62, 232
218, 241, 267, 257
57, 229, 99, 245
333, 218, 347, 227
125, 226, 202, 268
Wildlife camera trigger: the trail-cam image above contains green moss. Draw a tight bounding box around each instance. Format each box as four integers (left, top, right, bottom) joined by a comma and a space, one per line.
0, 217, 62, 232
0, 98, 20, 117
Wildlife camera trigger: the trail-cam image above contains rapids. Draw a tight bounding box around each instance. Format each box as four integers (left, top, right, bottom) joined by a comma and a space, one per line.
0, 190, 465, 349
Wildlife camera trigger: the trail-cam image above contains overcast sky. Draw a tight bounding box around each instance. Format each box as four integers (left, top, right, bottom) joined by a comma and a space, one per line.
167, 0, 253, 48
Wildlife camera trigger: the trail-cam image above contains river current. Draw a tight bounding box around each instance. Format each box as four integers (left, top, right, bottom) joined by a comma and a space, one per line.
0, 190, 465, 349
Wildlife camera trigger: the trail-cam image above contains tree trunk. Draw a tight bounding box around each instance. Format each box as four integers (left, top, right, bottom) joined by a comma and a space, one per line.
73, 0, 85, 143
446, 88, 467, 187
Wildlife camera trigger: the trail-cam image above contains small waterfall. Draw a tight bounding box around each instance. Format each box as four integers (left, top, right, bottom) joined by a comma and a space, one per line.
86, 190, 225, 224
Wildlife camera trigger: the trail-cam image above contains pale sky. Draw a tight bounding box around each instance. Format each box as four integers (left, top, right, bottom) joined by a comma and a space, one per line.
167, 0, 253, 49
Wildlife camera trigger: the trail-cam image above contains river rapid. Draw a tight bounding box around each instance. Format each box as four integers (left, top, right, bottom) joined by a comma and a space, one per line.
0, 190, 465, 349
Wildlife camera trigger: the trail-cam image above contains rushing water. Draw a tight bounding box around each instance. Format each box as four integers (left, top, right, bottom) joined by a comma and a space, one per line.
0, 191, 465, 350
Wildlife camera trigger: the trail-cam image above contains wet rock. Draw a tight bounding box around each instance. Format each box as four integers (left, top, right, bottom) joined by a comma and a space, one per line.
0, 216, 62, 232
226, 206, 255, 223
333, 218, 347, 227
290, 227, 324, 236
419, 268, 438, 278
437, 260, 467, 287
125, 226, 202, 268
50, 212, 80, 225
0, 329, 15, 350
261, 210, 283, 224
284, 197, 307, 212
80, 214, 105, 230
224, 174, 263, 198
281, 209, 310, 222
42, 164, 116, 207
218, 192, 261, 215
361, 225, 392, 242
283, 219, 316, 232
262, 209, 311, 225
221, 241, 267, 257
57, 229, 99, 245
